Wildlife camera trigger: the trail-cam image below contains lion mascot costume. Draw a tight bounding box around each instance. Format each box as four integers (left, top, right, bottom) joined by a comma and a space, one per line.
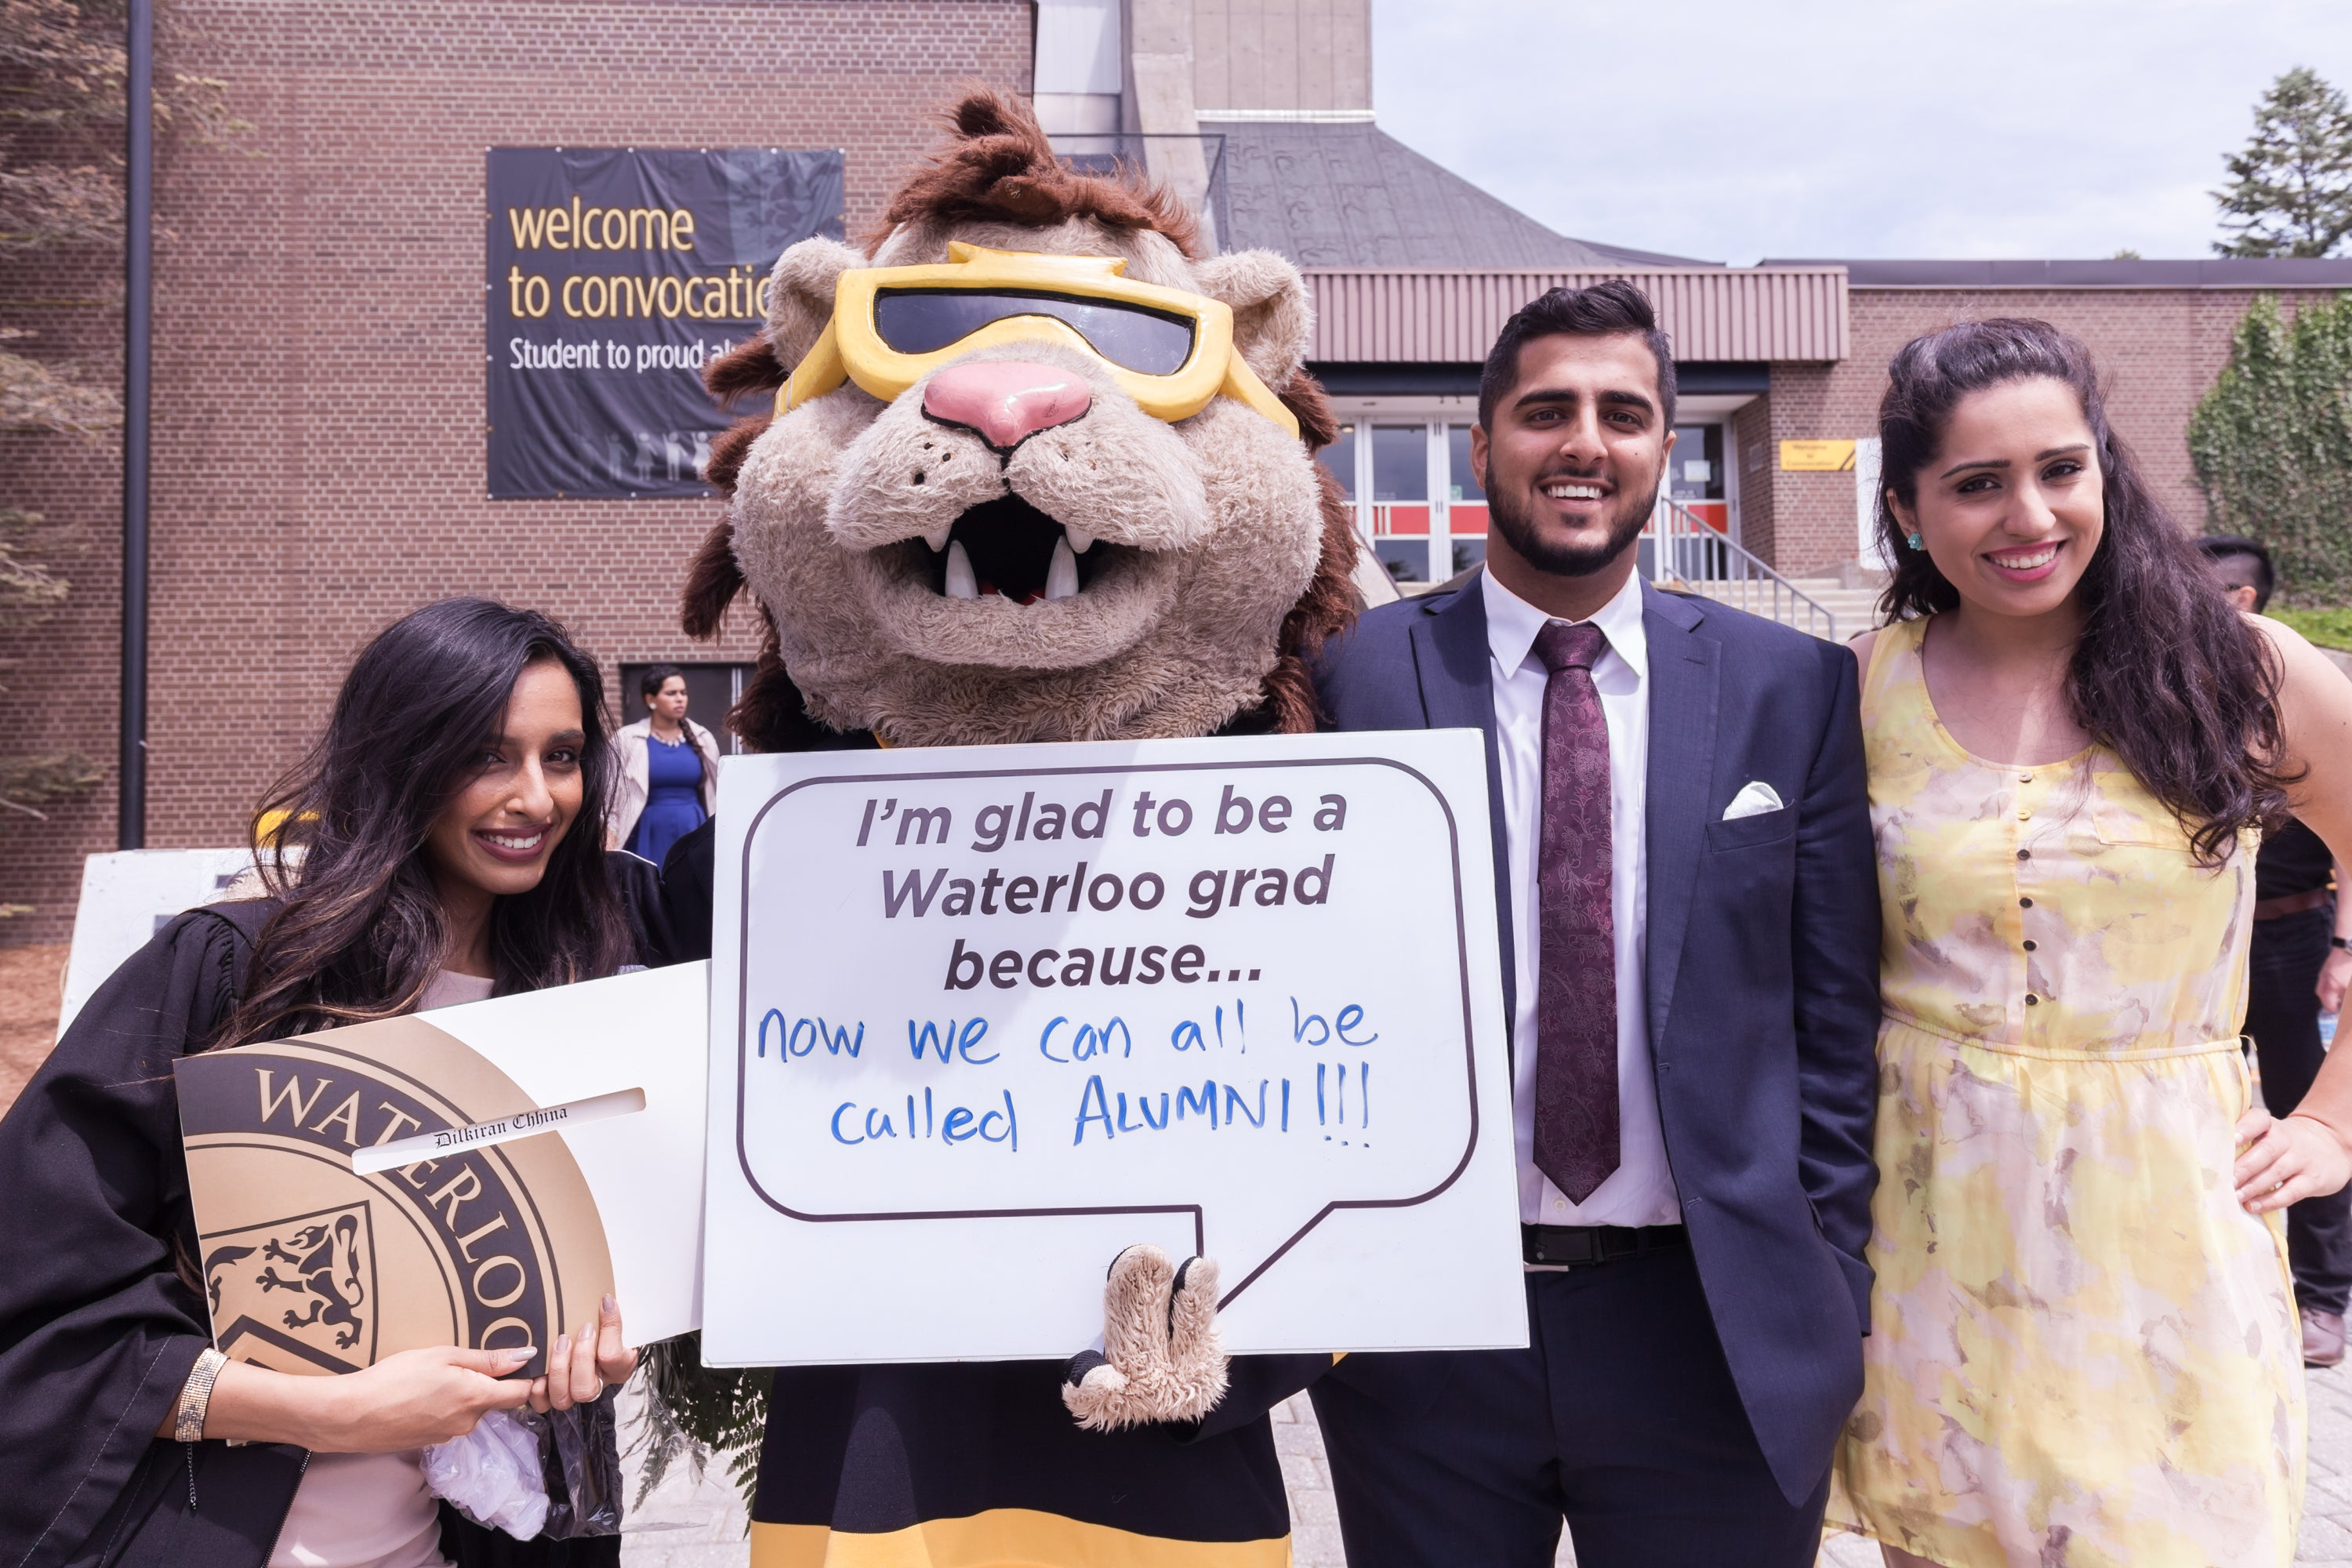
652, 90, 1367, 1566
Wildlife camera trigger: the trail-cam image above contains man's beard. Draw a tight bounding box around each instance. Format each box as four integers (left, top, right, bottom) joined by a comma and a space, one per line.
1486, 476, 1658, 578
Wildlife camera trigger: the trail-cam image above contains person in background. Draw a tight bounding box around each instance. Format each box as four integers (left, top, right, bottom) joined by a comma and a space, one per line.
1830, 321, 2352, 1568
0, 600, 647, 1568
607, 663, 719, 867
2201, 534, 2352, 1368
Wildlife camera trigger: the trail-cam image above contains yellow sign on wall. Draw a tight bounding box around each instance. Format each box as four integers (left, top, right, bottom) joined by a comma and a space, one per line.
1780, 439, 1857, 472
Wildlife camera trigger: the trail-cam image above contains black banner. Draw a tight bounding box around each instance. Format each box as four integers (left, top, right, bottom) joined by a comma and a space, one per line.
486, 147, 844, 499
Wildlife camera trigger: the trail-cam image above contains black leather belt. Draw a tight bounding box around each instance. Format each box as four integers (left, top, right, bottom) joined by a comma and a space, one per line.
1522, 1221, 1686, 1268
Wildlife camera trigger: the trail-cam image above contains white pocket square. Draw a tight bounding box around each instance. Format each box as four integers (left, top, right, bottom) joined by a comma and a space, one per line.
1722, 781, 1784, 821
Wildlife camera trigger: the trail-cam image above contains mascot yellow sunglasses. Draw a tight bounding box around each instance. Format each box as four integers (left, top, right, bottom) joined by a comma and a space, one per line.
777, 241, 1299, 439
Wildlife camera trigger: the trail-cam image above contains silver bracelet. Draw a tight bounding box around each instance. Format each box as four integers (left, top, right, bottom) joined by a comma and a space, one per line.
173, 1348, 228, 1443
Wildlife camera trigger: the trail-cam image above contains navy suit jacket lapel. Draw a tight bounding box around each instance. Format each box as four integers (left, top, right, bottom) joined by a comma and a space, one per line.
1410, 580, 1517, 1028
1641, 582, 1717, 1054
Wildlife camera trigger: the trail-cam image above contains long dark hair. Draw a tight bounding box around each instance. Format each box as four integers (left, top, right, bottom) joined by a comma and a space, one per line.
1876, 318, 2292, 862
223, 599, 633, 1045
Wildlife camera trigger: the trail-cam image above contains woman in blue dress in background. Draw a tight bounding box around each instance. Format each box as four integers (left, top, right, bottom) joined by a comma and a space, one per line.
608, 664, 720, 867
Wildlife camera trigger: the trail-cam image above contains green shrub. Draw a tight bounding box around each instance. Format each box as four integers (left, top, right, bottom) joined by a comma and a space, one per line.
2188, 292, 2352, 606
2269, 606, 2352, 652
630, 1333, 768, 1512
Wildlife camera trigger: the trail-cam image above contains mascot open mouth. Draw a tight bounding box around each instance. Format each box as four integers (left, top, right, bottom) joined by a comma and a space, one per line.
924, 494, 1112, 604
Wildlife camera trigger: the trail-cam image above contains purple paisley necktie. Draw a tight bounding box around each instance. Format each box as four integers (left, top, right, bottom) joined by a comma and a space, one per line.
1530, 619, 1619, 1203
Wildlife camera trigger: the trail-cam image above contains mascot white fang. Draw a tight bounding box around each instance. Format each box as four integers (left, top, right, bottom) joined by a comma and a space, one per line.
653, 90, 1358, 1566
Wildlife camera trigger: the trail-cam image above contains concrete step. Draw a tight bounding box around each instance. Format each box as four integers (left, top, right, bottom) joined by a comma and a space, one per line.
1668, 577, 1882, 643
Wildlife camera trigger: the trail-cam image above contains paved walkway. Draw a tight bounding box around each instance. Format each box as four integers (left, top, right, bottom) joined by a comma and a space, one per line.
615, 1385, 753, 1566
2303, 1362, 2352, 1566
618, 1364, 2352, 1565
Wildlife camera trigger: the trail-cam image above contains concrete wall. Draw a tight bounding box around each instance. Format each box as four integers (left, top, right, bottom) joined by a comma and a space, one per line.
1753, 287, 2347, 576
1192, 0, 1370, 114
0, 0, 1030, 943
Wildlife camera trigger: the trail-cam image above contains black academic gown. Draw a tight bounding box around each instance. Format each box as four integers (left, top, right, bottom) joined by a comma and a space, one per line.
0, 854, 663, 1568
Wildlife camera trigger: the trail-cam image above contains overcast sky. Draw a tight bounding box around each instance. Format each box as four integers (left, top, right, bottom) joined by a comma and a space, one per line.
1371, 0, 2352, 264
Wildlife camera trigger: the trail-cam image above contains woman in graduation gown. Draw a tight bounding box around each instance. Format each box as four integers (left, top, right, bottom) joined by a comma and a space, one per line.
0, 600, 656, 1568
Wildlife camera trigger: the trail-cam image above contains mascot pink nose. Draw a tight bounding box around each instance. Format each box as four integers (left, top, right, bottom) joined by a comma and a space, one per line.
921, 361, 1092, 452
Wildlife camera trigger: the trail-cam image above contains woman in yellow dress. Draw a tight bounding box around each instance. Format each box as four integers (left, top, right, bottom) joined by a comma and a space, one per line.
1826, 317, 2352, 1568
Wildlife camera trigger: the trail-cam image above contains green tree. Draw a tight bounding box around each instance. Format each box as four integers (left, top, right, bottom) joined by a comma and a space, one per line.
2188, 292, 2352, 605
0, 0, 240, 840
633, 1334, 769, 1510
2213, 67, 2352, 259
0, 499, 103, 829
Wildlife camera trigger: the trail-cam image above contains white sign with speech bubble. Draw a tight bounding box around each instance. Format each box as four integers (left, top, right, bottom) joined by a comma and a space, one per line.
701, 731, 1525, 1366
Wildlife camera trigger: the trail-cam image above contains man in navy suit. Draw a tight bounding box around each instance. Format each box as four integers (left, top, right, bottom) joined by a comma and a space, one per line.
1308, 280, 1880, 1566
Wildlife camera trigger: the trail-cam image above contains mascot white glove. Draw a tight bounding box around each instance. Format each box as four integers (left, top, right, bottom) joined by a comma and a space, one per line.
1062, 1244, 1229, 1431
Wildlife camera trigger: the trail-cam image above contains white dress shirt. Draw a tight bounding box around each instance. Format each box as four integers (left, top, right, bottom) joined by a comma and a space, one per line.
1483, 568, 1682, 1228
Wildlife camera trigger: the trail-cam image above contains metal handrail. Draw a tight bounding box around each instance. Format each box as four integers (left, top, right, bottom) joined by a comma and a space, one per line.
1642, 496, 1838, 642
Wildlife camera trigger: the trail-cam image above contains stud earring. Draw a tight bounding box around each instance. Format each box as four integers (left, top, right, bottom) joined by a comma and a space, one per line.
1906, 532, 1925, 552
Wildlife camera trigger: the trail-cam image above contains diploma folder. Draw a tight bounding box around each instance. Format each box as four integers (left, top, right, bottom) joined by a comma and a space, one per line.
176, 963, 706, 1377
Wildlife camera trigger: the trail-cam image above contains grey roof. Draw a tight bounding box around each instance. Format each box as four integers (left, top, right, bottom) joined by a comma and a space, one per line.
1212, 119, 1715, 270
1759, 257, 2352, 288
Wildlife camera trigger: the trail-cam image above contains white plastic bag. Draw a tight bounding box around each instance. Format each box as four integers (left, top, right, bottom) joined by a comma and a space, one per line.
423, 1409, 550, 1539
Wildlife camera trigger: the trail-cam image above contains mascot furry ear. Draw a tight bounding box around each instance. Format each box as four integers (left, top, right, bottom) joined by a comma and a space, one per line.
684, 88, 1357, 750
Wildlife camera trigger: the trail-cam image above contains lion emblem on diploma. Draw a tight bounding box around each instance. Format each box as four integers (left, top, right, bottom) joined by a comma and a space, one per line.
204, 1204, 379, 1372
256, 1214, 370, 1348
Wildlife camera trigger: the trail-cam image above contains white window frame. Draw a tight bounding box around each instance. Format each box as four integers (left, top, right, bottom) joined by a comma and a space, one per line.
1330, 394, 1479, 590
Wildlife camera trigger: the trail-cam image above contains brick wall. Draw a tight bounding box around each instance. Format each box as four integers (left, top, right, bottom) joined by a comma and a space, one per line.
0, 0, 1032, 943
1757, 288, 2347, 576
1730, 392, 1775, 565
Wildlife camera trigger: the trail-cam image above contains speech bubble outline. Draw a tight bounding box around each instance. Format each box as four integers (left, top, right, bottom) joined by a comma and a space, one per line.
731, 754, 1482, 1308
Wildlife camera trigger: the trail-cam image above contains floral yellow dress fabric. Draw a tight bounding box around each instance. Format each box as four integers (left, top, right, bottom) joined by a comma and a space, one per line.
1826, 616, 2302, 1568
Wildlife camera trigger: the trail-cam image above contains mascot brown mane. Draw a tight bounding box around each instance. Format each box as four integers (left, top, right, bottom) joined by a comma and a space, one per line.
681, 89, 1358, 749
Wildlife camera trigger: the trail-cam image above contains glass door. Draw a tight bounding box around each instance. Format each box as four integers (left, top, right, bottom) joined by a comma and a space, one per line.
1669, 424, 1727, 528
1443, 423, 1486, 578
1322, 405, 1490, 590
1369, 424, 1432, 584
1668, 423, 1729, 579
